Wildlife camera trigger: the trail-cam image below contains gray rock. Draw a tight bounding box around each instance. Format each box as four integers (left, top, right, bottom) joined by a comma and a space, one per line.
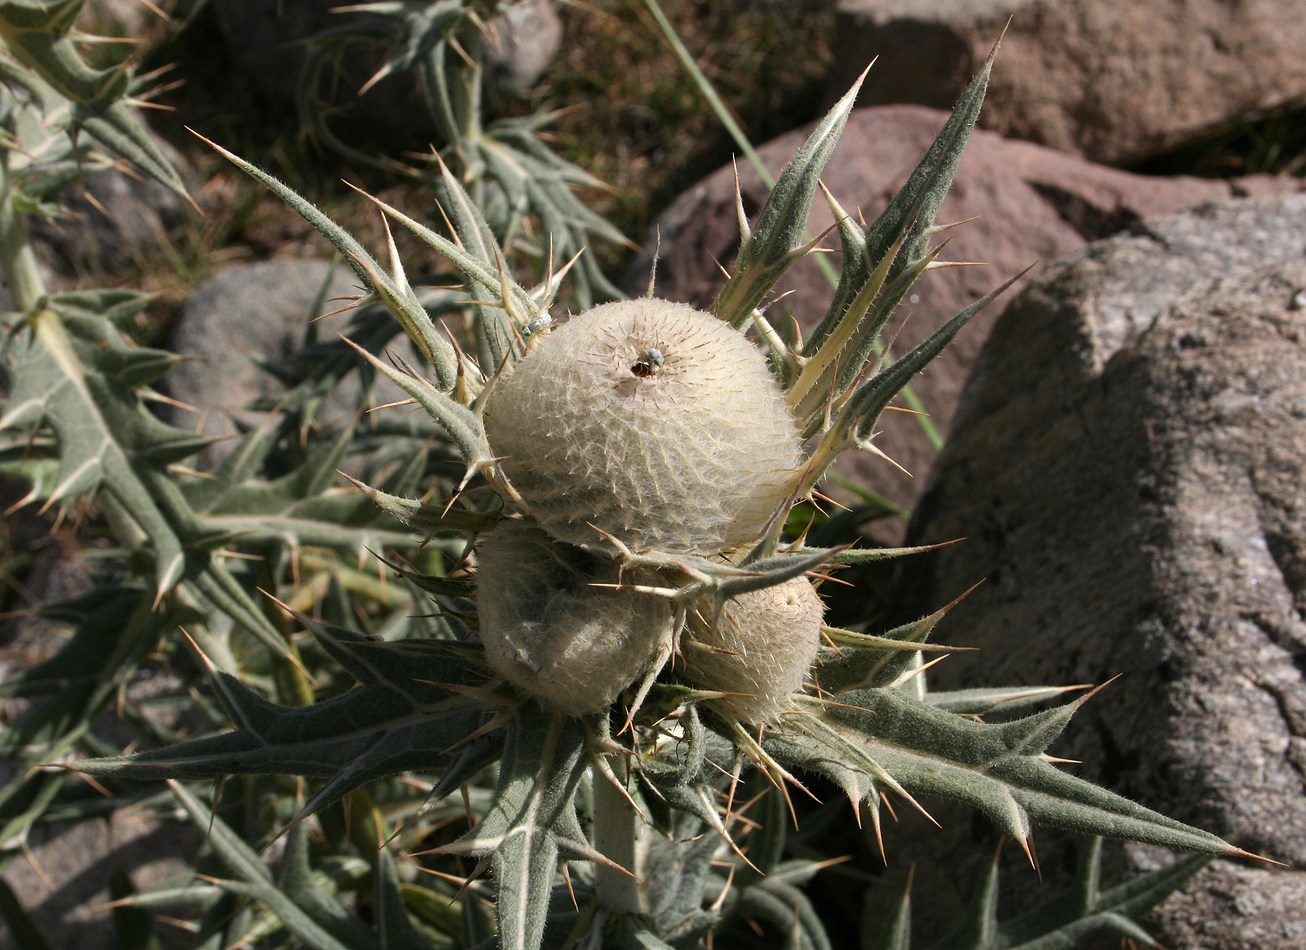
828, 0, 1306, 166
0, 808, 199, 950
891, 195, 1306, 948
165, 259, 363, 462
484, 0, 564, 94
638, 103, 1302, 539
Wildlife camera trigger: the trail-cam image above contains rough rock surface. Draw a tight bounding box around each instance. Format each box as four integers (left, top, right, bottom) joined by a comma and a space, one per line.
27, 147, 189, 279
891, 195, 1306, 948
638, 103, 1301, 537
827, 0, 1306, 166
0, 781, 199, 950
484, 0, 564, 93
164, 259, 401, 464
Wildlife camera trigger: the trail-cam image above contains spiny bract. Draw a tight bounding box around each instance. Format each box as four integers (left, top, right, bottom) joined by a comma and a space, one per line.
483, 298, 802, 555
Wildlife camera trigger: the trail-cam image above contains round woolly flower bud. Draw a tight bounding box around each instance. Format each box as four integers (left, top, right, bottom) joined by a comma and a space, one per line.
476, 519, 673, 715
682, 577, 825, 724
483, 299, 801, 555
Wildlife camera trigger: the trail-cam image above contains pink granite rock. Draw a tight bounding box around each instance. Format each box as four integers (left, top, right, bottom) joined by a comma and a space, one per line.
827, 0, 1306, 166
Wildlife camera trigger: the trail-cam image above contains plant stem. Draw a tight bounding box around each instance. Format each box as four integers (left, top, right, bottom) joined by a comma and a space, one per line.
592, 755, 642, 915
0, 157, 47, 313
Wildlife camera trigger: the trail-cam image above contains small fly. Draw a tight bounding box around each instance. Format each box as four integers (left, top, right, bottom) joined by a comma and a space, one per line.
630, 347, 666, 378
523, 312, 553, 336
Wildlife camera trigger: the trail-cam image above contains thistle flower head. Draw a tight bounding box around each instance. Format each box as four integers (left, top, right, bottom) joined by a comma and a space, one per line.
682, 576, 825, 725
476, 519, 674, 715
483, 298, 801, 556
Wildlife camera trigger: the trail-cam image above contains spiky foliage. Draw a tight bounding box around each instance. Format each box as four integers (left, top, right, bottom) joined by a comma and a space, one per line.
0, 5, 1260, 948
295, 0, 627, 307
59, 48, 1258, 950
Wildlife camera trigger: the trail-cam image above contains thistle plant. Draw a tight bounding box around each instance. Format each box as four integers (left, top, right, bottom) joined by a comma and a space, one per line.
296, 0, 627, 307
0, 3, 1268, 948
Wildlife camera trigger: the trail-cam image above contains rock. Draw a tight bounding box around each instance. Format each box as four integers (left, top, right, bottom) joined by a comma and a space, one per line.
891, 195, 1306, 948
827, 0, 1306, 166
484, 0, 564, 94
638, 103, 1301, 538
0, 806, 199, 950
165, 258, 392, 464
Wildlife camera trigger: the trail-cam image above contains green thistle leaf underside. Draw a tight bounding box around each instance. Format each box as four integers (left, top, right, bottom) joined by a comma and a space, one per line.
77, 623, 497, 820
935, 836, 1211, 950
770, 688, 1242, 858
445, 712, 594, 950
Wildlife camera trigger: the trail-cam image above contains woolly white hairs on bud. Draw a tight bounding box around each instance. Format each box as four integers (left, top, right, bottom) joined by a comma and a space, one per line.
683, 577, 824, 724
476, 520, 673, 715
484, 299, 802, 555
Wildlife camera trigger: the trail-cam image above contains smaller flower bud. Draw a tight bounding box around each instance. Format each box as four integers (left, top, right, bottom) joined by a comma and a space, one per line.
682, 577, 825, 724
476, 520, 673, 715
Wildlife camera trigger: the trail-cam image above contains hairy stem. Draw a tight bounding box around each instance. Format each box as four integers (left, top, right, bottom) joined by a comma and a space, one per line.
592, 755, 642, 915
0, 157, 46, 313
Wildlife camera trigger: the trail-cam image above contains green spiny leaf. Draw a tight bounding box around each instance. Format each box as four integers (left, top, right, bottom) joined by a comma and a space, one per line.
166, 781, 360, 950
815, 603, 953, 694
0, 589, 175, 787
866, 881, 912, 950
340, 335, 496, 473
943, 850, 1001, 949
805, 51, 993, 364
819, 688, 1244, 857
197, 134, 460, 388
355, 186, 543, 336
794, 269, 1023, 502
0, 308, 207, 594
926, 686, 1090, 719
931, 836, 1212, 950
0, 0, 129, 107
441, 711, 591, 950
845, 271, 1025, 446
77, 631, 493, 819
730, 877, 831, 950
78, 102, 187, 198
431, 152, 522, 371
712, 68, 868, 329
276, 808, 378, 947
